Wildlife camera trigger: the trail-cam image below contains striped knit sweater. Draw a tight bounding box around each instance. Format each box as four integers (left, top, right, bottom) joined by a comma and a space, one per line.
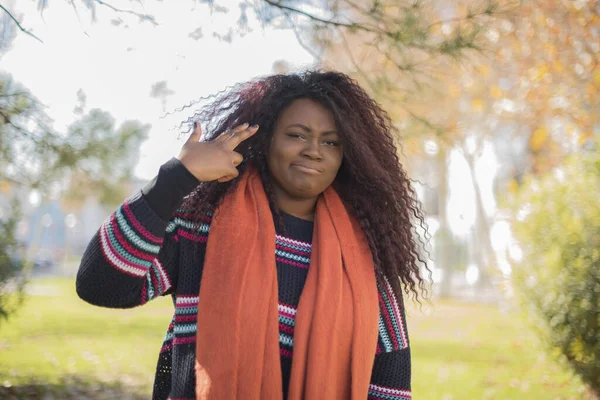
76, 158, 412, 400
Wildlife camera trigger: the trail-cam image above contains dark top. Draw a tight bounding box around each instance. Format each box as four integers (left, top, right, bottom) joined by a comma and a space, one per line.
76, 158, 412, 400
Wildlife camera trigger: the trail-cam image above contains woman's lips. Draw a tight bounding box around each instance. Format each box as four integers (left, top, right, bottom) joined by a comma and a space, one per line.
291, 164, 322, 175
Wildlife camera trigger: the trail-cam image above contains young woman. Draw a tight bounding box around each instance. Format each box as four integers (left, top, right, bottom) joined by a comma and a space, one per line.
77, 70, 428, 400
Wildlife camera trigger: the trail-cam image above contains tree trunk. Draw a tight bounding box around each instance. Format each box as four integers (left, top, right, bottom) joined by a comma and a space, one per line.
436, 146, 454, 298
464, 151, 497, 292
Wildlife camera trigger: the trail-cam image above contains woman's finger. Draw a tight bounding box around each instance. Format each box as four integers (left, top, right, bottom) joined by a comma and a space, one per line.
225, 124, 259, 150
231, 151, 243, 167
186, 122, 202, 143
217, 166, 240, 182
215, 123, 249, 143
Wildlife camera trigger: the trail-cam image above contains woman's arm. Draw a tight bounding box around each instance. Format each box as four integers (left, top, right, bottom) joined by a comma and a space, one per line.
76, 158, 199, 308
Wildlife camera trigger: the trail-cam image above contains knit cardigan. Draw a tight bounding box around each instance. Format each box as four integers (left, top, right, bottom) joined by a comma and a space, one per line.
76, 158, 412, 400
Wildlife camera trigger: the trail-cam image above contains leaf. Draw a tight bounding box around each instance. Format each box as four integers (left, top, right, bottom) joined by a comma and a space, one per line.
471, 98, 485, 112
530, 126, 549, 152
490, 85, 503, 98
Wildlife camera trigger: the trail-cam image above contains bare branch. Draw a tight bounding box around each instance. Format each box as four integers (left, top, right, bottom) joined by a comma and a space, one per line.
0, 4, 43, 43
262, 0, 373, 33
400, 105, 442, 133
93, 0, 158, 26
339, 30, 377, 89
69, 0, 91, 37
283, 12, 322, 61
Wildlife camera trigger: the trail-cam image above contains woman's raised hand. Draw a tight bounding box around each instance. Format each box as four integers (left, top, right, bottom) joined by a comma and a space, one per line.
177, 122, 259, 183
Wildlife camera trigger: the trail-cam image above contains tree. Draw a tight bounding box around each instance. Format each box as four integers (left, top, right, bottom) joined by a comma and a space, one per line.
510, 140, 600, 399
320, 0, 600, 297
438, 0, 600, 292
1, 0, 497, 89
0, 73, 149, 325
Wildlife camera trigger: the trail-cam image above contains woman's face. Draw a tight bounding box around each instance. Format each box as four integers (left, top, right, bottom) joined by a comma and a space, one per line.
267, 98, 344, 201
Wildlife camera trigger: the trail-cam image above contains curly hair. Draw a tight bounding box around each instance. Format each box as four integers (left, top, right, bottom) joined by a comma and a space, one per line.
180, 70, 430, 302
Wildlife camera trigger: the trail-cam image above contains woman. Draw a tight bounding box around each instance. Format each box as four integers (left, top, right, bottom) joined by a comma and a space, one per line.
77, 70, 428, 400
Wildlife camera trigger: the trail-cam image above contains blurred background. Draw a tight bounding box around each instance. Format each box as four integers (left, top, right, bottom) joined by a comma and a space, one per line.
0, 0, 599, 399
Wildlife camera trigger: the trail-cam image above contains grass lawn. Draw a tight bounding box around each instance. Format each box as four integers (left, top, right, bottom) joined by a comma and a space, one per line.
0, 278, 587, 399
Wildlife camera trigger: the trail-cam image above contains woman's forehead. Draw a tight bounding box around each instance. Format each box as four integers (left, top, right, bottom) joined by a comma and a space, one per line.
276, 99, 337, 131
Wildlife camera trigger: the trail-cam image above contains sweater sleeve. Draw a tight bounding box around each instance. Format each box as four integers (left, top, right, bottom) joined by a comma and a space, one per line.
76, 157, 199, 308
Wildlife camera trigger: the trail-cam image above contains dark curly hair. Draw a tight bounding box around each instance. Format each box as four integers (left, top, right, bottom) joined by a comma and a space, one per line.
180, 70, 430, 302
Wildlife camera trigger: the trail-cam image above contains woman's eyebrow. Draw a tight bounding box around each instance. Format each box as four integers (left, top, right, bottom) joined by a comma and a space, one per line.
285, 123, 338, 135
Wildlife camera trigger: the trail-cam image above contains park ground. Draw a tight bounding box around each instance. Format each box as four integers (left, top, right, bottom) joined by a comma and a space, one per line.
0, 278, 588, 399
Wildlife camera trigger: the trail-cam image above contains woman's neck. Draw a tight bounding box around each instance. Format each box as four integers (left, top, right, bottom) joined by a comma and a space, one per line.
273, 187, 317, 221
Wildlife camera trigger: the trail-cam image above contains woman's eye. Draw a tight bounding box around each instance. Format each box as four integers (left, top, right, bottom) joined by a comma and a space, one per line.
287, 133, 304, 139
324, 140, 341, 147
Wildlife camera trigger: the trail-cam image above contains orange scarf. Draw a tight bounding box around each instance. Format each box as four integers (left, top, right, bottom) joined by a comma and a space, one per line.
194, 166, 379, 399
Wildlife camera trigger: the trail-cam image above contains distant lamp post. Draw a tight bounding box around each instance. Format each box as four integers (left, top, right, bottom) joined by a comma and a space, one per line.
65, 214, 77, 229
63, 214, 78, 275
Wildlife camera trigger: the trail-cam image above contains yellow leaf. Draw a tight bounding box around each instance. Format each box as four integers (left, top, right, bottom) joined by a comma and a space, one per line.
490, 85, 503, 98
471, 99, 485, 112
508, 178, 519, 193
545, 43, 557, 58
553, 61, 564, 73
404, 137, 422, 155
478, 64, 491, 77
530, 126, 548, 151
578, 133, 591, 144
593, 69, 600, 86
448, 83, 460, 98
0, 181, 10, 194
588, 84, 597, 97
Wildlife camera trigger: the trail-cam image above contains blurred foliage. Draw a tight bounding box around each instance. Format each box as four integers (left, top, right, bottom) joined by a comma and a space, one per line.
322, 0, 600, 296
317, 0, 507, 127
0, 199, 24, 324
0, 73, 149, 325
1, 0, 498, 126
0, 73, 150, 199
323, 0, 599, 164
510, 139, 600, 398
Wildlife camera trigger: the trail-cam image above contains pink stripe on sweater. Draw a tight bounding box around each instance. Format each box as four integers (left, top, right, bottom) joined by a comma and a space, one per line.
176, 228, 208, 243
278, 309, 296, 319
122, 201, 163, 244
275, 244, 311, 257
278, 323, 294, 335
175, 314, 197, 323
110, 216, 155, 261
280, 348, 293, 358
378, 291, 400, 350
385, 279, 408, 348
101, 222, 148, 276
276, 257, 308, 269
173, 336, 197, 345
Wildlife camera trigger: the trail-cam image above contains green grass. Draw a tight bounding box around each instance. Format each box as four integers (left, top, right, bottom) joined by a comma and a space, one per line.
0, 278, 588, 399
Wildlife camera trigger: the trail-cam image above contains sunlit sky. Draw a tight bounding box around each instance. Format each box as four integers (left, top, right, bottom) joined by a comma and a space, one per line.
2, 1, 511, 268
2, 0, 315, 180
